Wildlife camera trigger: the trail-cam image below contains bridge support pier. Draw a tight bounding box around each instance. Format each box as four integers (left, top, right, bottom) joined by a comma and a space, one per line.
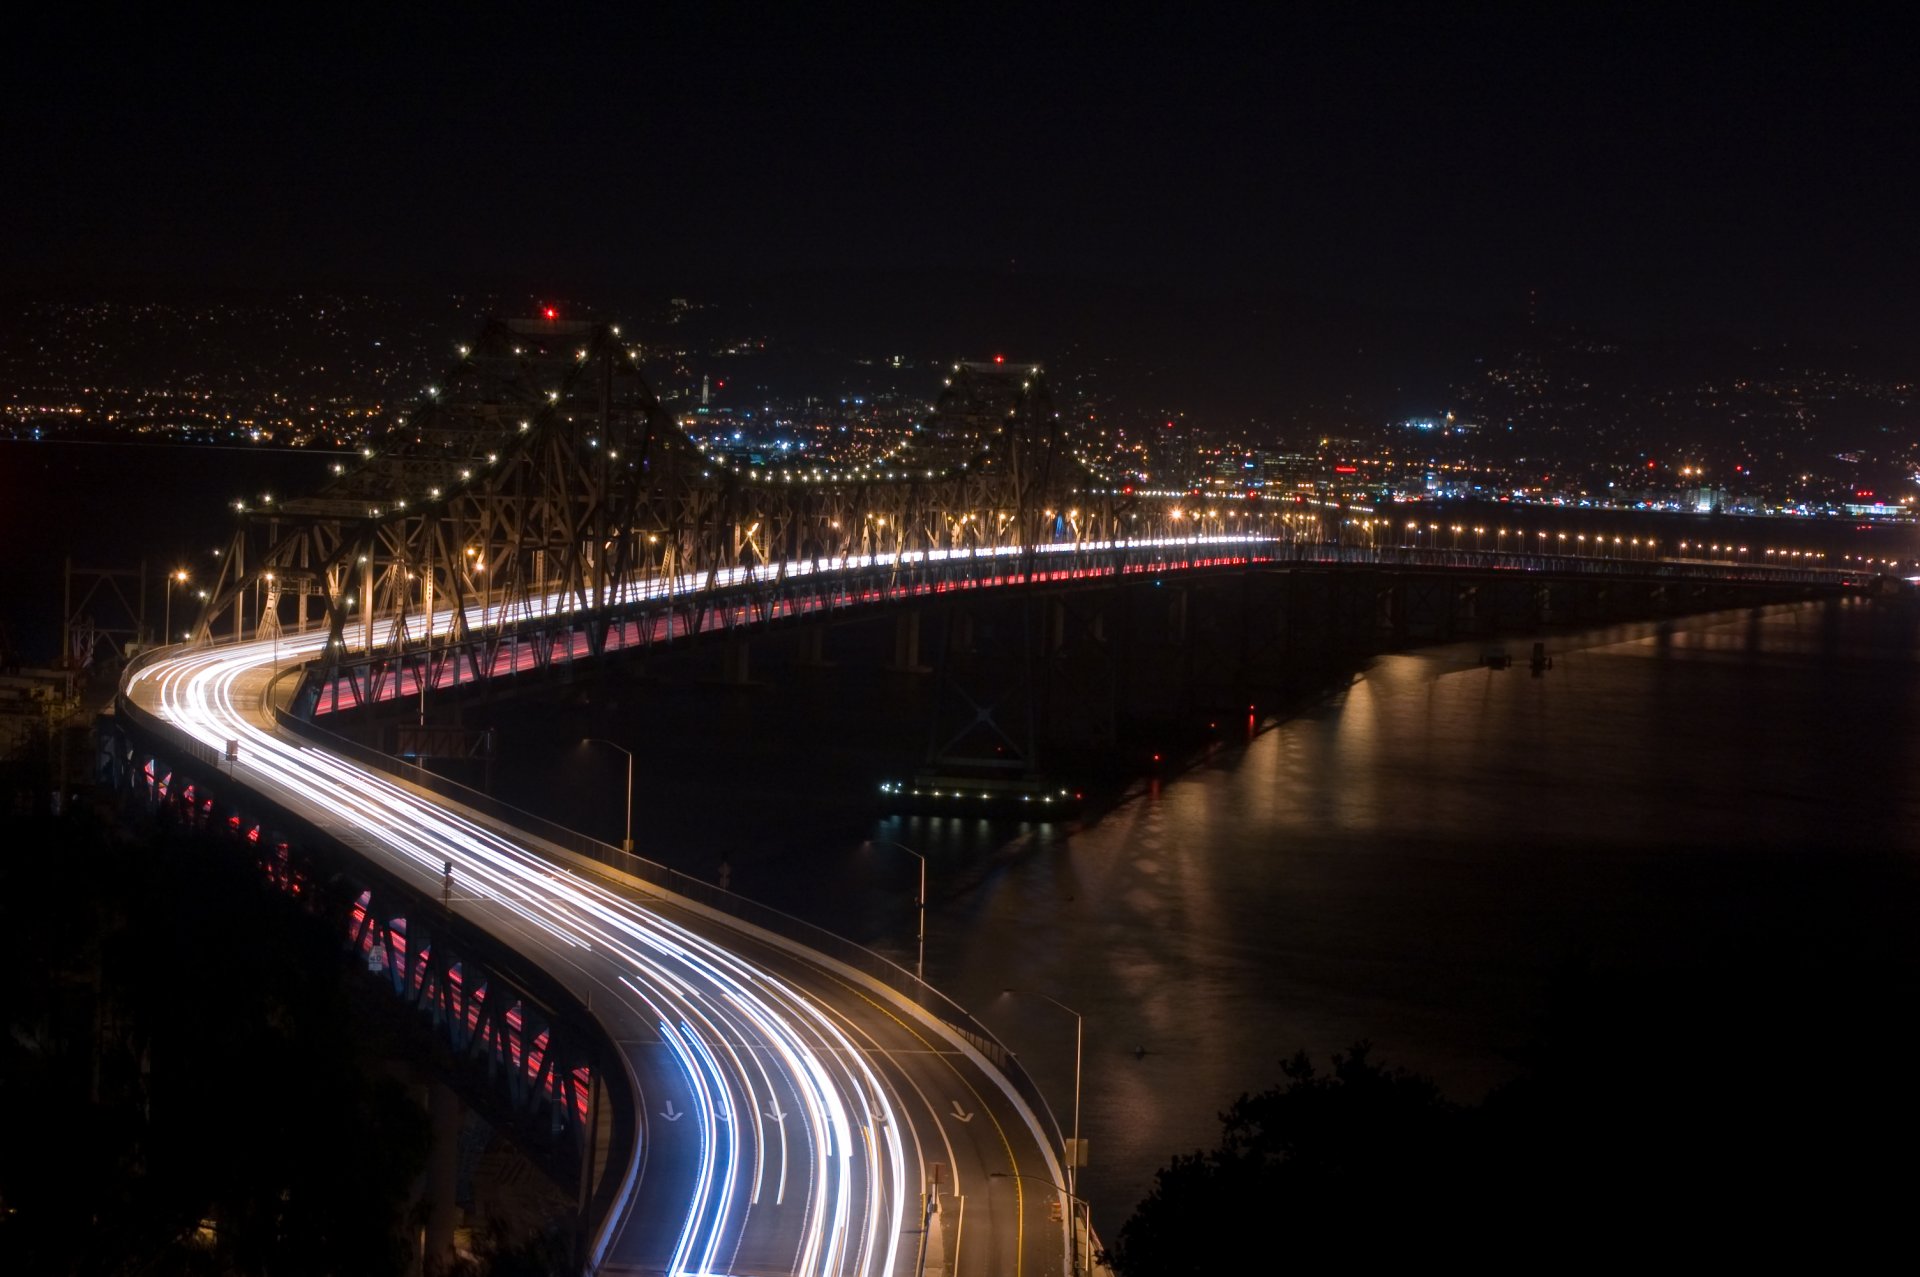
950, 609, 974, 656
891, 610, 929, 674
422, 1080, 462, 1275
794, 627, 829, 668
721, 638, 752, 685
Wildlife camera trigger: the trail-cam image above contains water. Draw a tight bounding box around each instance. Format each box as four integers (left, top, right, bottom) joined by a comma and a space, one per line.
483, 598, 1920, 1238
928, 600, 1920, 1232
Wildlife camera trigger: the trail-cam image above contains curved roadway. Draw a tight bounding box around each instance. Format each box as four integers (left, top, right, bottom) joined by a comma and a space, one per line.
125, 627, 1076, 1276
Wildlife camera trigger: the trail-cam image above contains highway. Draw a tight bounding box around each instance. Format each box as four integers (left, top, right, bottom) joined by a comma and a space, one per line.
118, 528, 1841, 1272
123, 611, 1079, 1274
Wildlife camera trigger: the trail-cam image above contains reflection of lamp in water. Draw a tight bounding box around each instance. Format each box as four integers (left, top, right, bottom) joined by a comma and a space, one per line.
1001, 987, 1084, 1262
581, 738, 634, 853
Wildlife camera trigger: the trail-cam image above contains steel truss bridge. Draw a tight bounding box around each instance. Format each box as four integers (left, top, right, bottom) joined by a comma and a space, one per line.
110, 317, 1858, 1276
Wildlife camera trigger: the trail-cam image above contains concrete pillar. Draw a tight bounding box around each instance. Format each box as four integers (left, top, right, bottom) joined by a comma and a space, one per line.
362, 553, 376, 654
950, 609, 974, 655
422, 1081, 462, 1275
890, 610, 927, 673
721, 638, 751, 685
794, 627, 829, 668
233, 539, 246, 645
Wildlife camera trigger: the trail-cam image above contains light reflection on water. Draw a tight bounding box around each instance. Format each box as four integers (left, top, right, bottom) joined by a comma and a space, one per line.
491, 596, 1920, 1237
931, 598, 1920, 1235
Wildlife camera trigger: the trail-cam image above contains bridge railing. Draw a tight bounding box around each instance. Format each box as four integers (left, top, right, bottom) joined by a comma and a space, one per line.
116, 642, 228, 772
106, 687, 638, 1244
1295, 542, 1851, 584
268, 696, 1072, 1158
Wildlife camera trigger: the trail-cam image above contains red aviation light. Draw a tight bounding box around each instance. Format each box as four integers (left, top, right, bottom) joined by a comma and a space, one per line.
993, 354, 1005, 364
543, 306, 558, 320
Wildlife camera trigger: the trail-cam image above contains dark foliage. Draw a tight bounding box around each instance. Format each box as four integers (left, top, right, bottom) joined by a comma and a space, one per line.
0, 809, 429, 1276
443, 1221, 573, 1277
1108, 944, 1920, 1274
1105, 1044, 1475, 1274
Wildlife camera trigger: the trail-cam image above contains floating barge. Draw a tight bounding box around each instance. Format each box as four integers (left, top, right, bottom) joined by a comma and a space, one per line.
878, 770, 1083, 818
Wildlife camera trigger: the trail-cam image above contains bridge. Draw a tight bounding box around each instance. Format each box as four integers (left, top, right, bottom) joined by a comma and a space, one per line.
107, 316, 1857, 1275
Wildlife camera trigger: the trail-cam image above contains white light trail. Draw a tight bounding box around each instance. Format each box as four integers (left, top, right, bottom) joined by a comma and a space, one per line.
126, 532, 1153, 1274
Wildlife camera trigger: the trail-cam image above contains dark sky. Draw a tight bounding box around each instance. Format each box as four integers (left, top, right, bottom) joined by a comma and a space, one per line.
7, 4, 1915, 343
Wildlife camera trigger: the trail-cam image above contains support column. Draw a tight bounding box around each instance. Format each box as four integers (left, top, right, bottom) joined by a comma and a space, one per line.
233, 539, 246, 645
422, 1081, 462, 1275
794, 627, 829, 668
950, 609, 975, 655
362, 553, 376, 654
890, 610, 928, 673
721, 638, 751, 685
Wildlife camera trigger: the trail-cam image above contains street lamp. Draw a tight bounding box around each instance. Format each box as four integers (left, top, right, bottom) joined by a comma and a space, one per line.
582, 738, 635, 853
990, 1170, 1089, 1276
867, 839, 927, 984
1002, 988, 1084, 1247
164, 568, 189, 644
265, 572, 279, 668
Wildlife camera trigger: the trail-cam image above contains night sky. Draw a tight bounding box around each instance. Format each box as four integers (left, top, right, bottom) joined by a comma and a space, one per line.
8, 5, 1915, 343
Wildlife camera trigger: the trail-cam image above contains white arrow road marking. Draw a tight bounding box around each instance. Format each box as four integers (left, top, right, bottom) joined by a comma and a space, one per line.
662, 1100, 685, 1122
949, 1100, 975, 1124
765, 1099, 788, 1124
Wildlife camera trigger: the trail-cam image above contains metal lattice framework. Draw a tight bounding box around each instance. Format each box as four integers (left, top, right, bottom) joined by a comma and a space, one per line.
188, 320, 1154, 696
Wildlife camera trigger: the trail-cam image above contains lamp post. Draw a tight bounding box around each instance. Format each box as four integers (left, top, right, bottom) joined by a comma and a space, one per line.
582, 738, 635, 853
868, 839, 927, 984
1002, 988, 1083, 1250
164, 569, 188, 644
990, 1171, 1089, 1276
265, 572, 278, 669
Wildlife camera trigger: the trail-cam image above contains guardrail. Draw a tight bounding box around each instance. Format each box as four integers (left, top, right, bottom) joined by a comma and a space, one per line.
120, 533, 1858, 1183
268, 697, 1071, 1160
108, 688, 640, 1255
1292, 543, 1854, 583
118, 616, 1074, 1176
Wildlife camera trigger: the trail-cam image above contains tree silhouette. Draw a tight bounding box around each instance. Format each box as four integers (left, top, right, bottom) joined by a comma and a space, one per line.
1105, 1043, 1467, 1274
1108, 943, 1920, 1275
0, 810, 429, 1275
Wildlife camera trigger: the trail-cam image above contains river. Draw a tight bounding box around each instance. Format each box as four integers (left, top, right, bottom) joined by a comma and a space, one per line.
481, 596, 1920, 1238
